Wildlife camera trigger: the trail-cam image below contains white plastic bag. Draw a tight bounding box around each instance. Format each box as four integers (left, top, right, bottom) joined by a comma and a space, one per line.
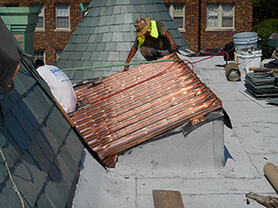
37, 65, 76, 113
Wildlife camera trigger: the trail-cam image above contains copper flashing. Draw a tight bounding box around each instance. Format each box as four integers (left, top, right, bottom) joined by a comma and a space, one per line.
70, 53, 222, 167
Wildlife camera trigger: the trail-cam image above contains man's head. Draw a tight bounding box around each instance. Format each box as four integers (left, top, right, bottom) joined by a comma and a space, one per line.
134, 17, 151, 37
35, 59, 44, 69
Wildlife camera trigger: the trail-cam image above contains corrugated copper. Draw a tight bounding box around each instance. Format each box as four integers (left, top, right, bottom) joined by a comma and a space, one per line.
70, 53, 222, 167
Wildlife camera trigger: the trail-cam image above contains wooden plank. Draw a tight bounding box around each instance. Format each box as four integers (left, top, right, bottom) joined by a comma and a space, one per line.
249, 67, 278, 71
249, 67, 278, 75
153, 190, 184, 208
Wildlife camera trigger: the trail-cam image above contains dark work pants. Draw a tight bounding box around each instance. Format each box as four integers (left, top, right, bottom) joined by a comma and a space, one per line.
140, 43, 173, 61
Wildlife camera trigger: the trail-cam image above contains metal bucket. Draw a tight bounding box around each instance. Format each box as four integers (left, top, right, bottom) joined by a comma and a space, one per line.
225, 63, 241, 81
236, 49, 262, 73
233, 32, 258, 51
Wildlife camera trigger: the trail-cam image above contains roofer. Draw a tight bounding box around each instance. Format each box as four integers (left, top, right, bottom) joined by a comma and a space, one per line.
124, 17, 178, 71
35, 59, 77, 114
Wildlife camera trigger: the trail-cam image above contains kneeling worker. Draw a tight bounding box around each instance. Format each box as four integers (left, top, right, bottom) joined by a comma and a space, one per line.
35, 59, 77, 114
124, 17, 178, 71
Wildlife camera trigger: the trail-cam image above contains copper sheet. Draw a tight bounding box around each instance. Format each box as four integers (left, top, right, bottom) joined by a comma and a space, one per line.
70, 53, 222, 167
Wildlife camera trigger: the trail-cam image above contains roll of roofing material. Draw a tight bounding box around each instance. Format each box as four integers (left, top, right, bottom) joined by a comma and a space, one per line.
224, 63, 241, 81
263, 162, 278, 192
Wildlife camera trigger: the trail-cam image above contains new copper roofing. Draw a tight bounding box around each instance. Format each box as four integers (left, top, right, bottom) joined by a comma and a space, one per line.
70, 53, 222, 167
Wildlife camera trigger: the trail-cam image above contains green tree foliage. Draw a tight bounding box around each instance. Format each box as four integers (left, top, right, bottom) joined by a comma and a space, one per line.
253, 0, 278, 24
252, 0, 278, 39
253, 19, 278, 39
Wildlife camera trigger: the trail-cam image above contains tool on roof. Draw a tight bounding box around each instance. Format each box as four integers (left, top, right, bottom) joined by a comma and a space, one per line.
61, 50, 230, 79
264, 163, 278, 193
76, 97, 91, 110
61, 59, 178, 72
246, 192, 278, 208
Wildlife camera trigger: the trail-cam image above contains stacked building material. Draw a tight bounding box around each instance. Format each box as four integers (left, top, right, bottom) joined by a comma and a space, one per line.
245, 72, 278, 99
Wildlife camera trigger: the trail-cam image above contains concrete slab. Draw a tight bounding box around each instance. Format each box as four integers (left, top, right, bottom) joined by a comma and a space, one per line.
233, 122, 278, 155
136, 178, 273, 195
222, 126, 260, 179
223, 100, 278, 123
207, 83, 249, 102
72, 151, 136, 208
240, 90, 278, 108
111, 120, 224, 178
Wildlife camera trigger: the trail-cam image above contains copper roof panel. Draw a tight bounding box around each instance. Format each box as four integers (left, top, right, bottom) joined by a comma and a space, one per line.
70, 53, 222, 167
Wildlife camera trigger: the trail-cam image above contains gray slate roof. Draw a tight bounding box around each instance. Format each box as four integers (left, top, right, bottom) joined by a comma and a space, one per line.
56, 0, 189, 84
0, 48, 84, 207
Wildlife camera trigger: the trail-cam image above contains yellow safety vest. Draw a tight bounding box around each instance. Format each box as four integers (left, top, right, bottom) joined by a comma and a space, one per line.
137, 20, 159, 49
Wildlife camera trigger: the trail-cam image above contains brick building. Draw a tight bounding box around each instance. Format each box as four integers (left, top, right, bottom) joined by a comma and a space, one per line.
164, 0, 253, 52
0, 0, 253, 65
0, 0, 91, 65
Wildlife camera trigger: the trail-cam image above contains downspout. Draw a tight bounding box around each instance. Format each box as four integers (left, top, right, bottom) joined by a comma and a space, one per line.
79, 3, 85, 13
198, 0, 202, 51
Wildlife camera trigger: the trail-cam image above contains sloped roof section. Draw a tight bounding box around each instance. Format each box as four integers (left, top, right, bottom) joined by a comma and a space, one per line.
56, 0, 189, 84
0, 50, 84, 207
70, 53, 222, 167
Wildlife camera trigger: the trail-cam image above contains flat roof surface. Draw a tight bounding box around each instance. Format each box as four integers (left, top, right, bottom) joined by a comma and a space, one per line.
72, 53, 278, 208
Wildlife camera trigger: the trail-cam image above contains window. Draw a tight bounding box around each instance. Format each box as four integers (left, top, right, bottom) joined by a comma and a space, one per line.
166, 4, 185, 32
30, 4, 44, 30
207, 3, 234, 30
34, 50, 45, 63
55, 4, 70, 30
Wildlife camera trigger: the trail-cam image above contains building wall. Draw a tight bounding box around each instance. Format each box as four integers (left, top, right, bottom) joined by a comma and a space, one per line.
0, 0, 91, 65
164, 0, 253, 52
1, 0, 253, 64
201, 0, 253, 51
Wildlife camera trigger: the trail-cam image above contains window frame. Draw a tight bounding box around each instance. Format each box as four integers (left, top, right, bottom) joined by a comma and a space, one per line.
206, 3, 235, 31
167, 4, 186, 32
31, 4, 45, 32
55, 4, 71, 32
34, 50, 45, 63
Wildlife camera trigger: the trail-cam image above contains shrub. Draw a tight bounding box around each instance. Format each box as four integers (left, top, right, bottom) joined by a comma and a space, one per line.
253, 19, 278, 39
